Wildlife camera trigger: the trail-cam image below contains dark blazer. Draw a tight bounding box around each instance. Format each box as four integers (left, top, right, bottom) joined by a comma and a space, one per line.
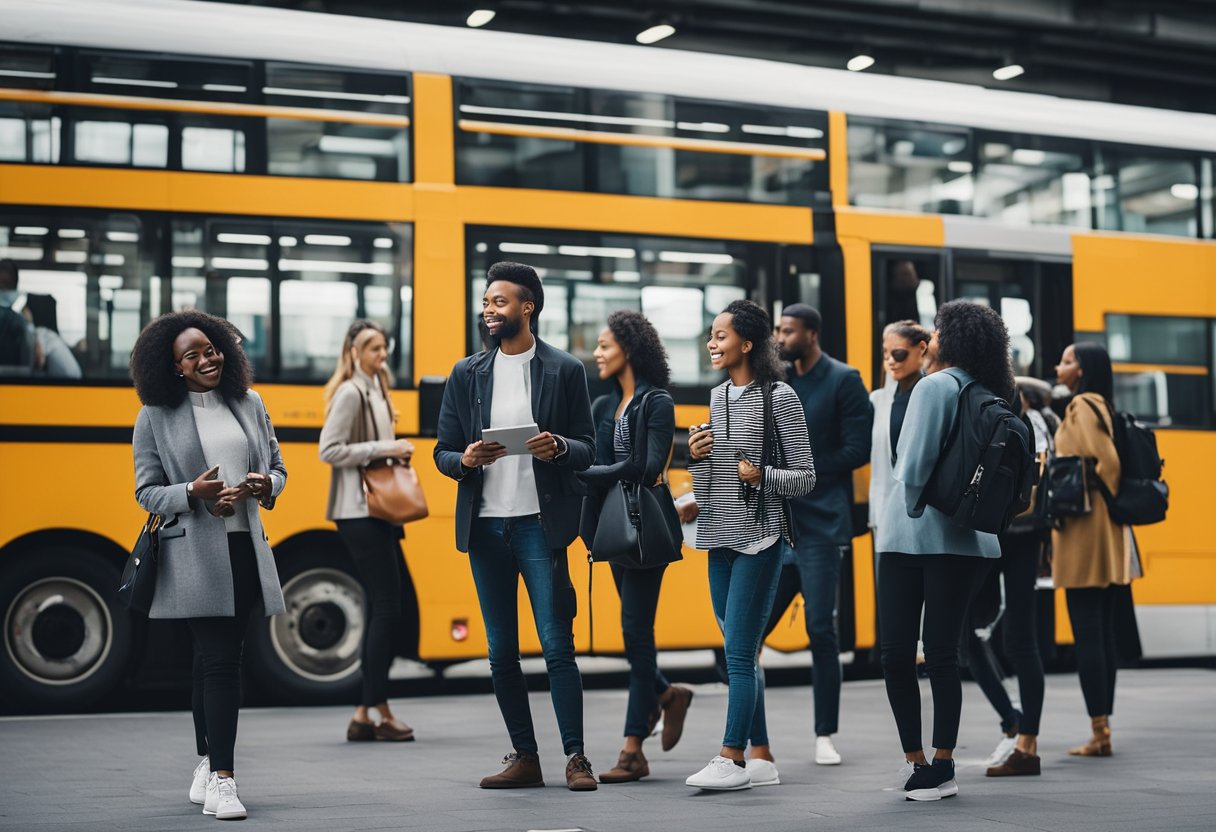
785, 352, 874, 545
577, 383, 675, 546
132, 390, 287, 619
433, 338, 596, 552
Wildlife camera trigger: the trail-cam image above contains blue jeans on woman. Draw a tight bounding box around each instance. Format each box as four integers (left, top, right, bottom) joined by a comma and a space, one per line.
708, 541, 784, 749
468, 516, 584, 756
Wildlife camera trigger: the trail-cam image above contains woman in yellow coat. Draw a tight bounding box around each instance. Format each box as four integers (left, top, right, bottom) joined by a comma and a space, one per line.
1052, 342, 1129, 757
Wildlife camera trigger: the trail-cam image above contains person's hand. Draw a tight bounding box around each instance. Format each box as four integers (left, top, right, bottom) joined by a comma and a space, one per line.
211, 484, 251, 517
382, 438, 414, 461
461, 440, 507, 469
243, 472, 273, 504
676, 499, 699, 524
738, 458, 762, 486
190, 465, 225, 501
526, 431, 563, 461
688, 427, 714, 461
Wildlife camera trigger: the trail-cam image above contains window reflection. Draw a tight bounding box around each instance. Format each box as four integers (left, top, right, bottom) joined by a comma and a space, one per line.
1114, 157, 1198, 237
849, 122, 972, 214
974, 138, 1092, 227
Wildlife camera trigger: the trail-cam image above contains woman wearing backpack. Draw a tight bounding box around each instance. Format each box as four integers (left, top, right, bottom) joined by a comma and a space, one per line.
685, 299, 815, 791
1052, 342, 1128, 757
577, 310, 694, 783
875, 300, 1010, 802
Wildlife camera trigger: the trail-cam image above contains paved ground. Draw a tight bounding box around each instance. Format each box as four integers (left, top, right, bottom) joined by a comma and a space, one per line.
1, 667, 1213, 832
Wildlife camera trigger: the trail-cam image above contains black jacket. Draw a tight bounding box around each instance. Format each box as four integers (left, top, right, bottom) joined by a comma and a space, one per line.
433, 338, 596, 552
576, 382, 675, 547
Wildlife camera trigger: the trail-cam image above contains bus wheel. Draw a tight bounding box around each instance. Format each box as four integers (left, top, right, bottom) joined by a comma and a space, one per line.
245, 548, 364, 704
0, 549, 131, 712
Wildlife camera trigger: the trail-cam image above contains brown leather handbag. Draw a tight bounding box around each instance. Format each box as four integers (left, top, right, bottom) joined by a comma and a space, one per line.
357, 387, 428, 526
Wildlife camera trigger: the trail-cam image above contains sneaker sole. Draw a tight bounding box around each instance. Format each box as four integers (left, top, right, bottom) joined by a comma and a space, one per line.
750, 776, 780, 787
216, 810, 247, 820
479, 781, 545, 789
686, 781, 753, 791
905, 781, 958, 801
815, 757, 842, 766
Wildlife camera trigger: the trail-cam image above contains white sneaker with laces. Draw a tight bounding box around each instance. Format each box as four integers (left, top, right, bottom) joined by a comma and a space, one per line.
882, 759, 917, 791
203, 773, 248, 820
685, 756, 752, 790
984, 734, 1018, 768
906, 778, 959, 802
189, 756, 210, 804
744, 758, 780, 786
815, 736, 842, 766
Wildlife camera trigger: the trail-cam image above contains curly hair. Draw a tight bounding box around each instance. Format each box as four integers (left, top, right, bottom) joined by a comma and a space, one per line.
129, 310, 252, 407
935, 299, 1015, 402
607, 309, 670, 388
723, 299, 785, 387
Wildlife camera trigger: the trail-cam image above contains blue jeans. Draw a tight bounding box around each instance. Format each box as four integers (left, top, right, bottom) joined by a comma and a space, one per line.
708, 542, 784, 750
468, 516, 583, 756
759, 542, 844, 737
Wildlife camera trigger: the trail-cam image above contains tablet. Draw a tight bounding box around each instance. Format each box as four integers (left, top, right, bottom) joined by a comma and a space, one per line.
481, 423, 540, 455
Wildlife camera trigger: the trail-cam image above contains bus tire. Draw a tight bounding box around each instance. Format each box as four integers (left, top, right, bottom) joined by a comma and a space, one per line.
0, 548, 132, 712
245, 547, 364, 705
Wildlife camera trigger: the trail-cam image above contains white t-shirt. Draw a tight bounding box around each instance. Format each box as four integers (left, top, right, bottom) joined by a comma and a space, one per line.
479, 342, 541, 518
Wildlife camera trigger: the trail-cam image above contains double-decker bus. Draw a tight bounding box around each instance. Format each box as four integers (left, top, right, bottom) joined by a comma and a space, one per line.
2, 0, 1214, 710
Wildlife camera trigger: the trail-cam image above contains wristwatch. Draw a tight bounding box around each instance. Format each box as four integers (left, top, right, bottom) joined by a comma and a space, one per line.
186, 481, 194, 496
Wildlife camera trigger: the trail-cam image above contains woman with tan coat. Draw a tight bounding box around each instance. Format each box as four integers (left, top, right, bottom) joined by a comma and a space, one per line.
320, 319, 417, 743
1052, 342, 1129, 757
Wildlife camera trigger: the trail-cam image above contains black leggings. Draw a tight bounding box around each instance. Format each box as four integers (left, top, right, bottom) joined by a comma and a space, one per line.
879, 552, 983, 753
190, 533, 261, 773
965, 533, 1046, 736
611, 563, 670, 738
1065, 585, 1119, 718
336, 517, 416, 707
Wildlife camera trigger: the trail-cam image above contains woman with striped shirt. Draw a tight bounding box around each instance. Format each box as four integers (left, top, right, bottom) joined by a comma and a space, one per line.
684, 299, 816, 791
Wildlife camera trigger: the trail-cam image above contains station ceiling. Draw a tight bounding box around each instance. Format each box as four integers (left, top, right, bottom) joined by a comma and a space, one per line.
212, 1, 1216, 115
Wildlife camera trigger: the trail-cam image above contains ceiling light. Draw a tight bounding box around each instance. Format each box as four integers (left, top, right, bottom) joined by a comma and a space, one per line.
1011, 148, 1046, 166
172, 256, 205, 269
636, 23, 675, 45
499, 242, 555, 255
14, 226, 48, 236
304, 234, 352, 247
58, 229, 86, 239
92, 76, 178, 89
317, 135, 397, 156
106, 231, 139, 242
846, 54, 875, 72
993, 63, 1025, 81
1170, 183, 1199, 200
466, 9, 496, 28
558, 245, 636, 259
373, 238, 394, 249
278, 236, 298, 247
216, 233, 271, 245
658, 251, 734, 265
279, 259, 393, 275
946, 161, 973, 174
211, 257, 269, 270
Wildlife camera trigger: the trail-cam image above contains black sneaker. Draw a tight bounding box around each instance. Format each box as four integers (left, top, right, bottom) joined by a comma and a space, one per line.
904, 759, 958, 801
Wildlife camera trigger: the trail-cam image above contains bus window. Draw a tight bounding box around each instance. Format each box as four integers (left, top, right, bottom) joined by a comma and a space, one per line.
848, 120, 972, 215
1109, 153, 1200, 238
73, 117, 169, 168
1107, 313, 1211, 428
466, 228, 770, 397
870, 250, 943, 387
973, 134, 1094, 228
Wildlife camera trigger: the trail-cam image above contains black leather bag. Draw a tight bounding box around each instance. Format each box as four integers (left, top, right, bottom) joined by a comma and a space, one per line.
1046, 455, 1091, 519
588, 391, 683, 569
118, 514, 162, 614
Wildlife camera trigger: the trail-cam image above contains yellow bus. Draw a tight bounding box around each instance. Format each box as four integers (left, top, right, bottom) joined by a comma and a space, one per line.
2, 0, 1213, 710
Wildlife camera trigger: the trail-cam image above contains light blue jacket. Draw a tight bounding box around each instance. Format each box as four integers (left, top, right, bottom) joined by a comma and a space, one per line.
874, 367, 1000, 558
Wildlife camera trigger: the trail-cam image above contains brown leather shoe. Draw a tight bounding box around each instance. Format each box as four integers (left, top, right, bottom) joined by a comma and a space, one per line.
599, 750, 649, 784
660, 685, 694, 752
1069, 716, 1112, 757
565, 753, 598, 791
480, 753, 544, 789
986, 748, 1041, 776
346, 719, 375, 742
374, 717, 415, 742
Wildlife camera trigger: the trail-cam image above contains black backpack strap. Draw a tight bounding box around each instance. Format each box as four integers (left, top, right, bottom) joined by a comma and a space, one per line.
1080, 395, 1115, 439
913, 372, 966, 515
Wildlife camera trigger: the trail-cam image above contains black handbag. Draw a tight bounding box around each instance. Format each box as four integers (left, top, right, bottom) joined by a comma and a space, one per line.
588, 392, 683, 569
1046, 455, 1091, 519
118, 514, 162, 613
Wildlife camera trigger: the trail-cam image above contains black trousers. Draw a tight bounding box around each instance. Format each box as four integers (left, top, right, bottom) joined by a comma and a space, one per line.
190, 533, 261, 773
965, 533, 1046, 736
336, 517, 415, 707
878, 552, 983, 753
611, 563, 670, 738
1066, 585, 1119, 718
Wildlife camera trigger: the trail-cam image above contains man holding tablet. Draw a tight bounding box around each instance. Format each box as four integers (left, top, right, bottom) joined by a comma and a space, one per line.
434, 261, 598, 791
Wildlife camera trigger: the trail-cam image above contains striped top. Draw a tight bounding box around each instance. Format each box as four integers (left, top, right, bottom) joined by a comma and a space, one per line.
613, 415, 631, 463
690, 380, 816, 551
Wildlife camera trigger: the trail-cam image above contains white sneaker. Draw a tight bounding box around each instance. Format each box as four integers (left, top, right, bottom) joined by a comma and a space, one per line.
189, 756, 210, 804
744, 758, 780, 786
906, 778, 959, 802
815, 736, 842, 766
685, 756, 752, 790
984, 734, 1018, 768
203, 773, 247, 820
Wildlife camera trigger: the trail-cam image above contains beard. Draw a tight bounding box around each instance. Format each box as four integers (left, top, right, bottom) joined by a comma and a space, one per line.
479, 314, 523, 347
777, 344, 804, 363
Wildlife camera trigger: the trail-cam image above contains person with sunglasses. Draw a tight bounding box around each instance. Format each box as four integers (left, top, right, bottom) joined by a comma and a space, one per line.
320, 319, 418, 744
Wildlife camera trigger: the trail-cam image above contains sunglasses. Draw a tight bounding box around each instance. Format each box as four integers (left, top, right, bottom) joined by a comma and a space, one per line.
888, 348, 911, 363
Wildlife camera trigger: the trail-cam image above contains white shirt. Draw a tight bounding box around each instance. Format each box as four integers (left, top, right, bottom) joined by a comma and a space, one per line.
479, 342, 541, 518
191, 389, 250, 533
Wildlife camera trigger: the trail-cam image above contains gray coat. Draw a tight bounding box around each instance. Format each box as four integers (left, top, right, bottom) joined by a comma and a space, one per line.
132, 390, 288, 619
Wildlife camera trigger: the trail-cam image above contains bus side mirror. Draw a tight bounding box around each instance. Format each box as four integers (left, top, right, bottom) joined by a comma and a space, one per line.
419, 376, 447, 437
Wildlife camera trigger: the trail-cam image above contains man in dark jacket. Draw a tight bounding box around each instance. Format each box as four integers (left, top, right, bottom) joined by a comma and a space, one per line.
0, 259, 34, 371
434, 261, 598, 791
765, 303, 873, 765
